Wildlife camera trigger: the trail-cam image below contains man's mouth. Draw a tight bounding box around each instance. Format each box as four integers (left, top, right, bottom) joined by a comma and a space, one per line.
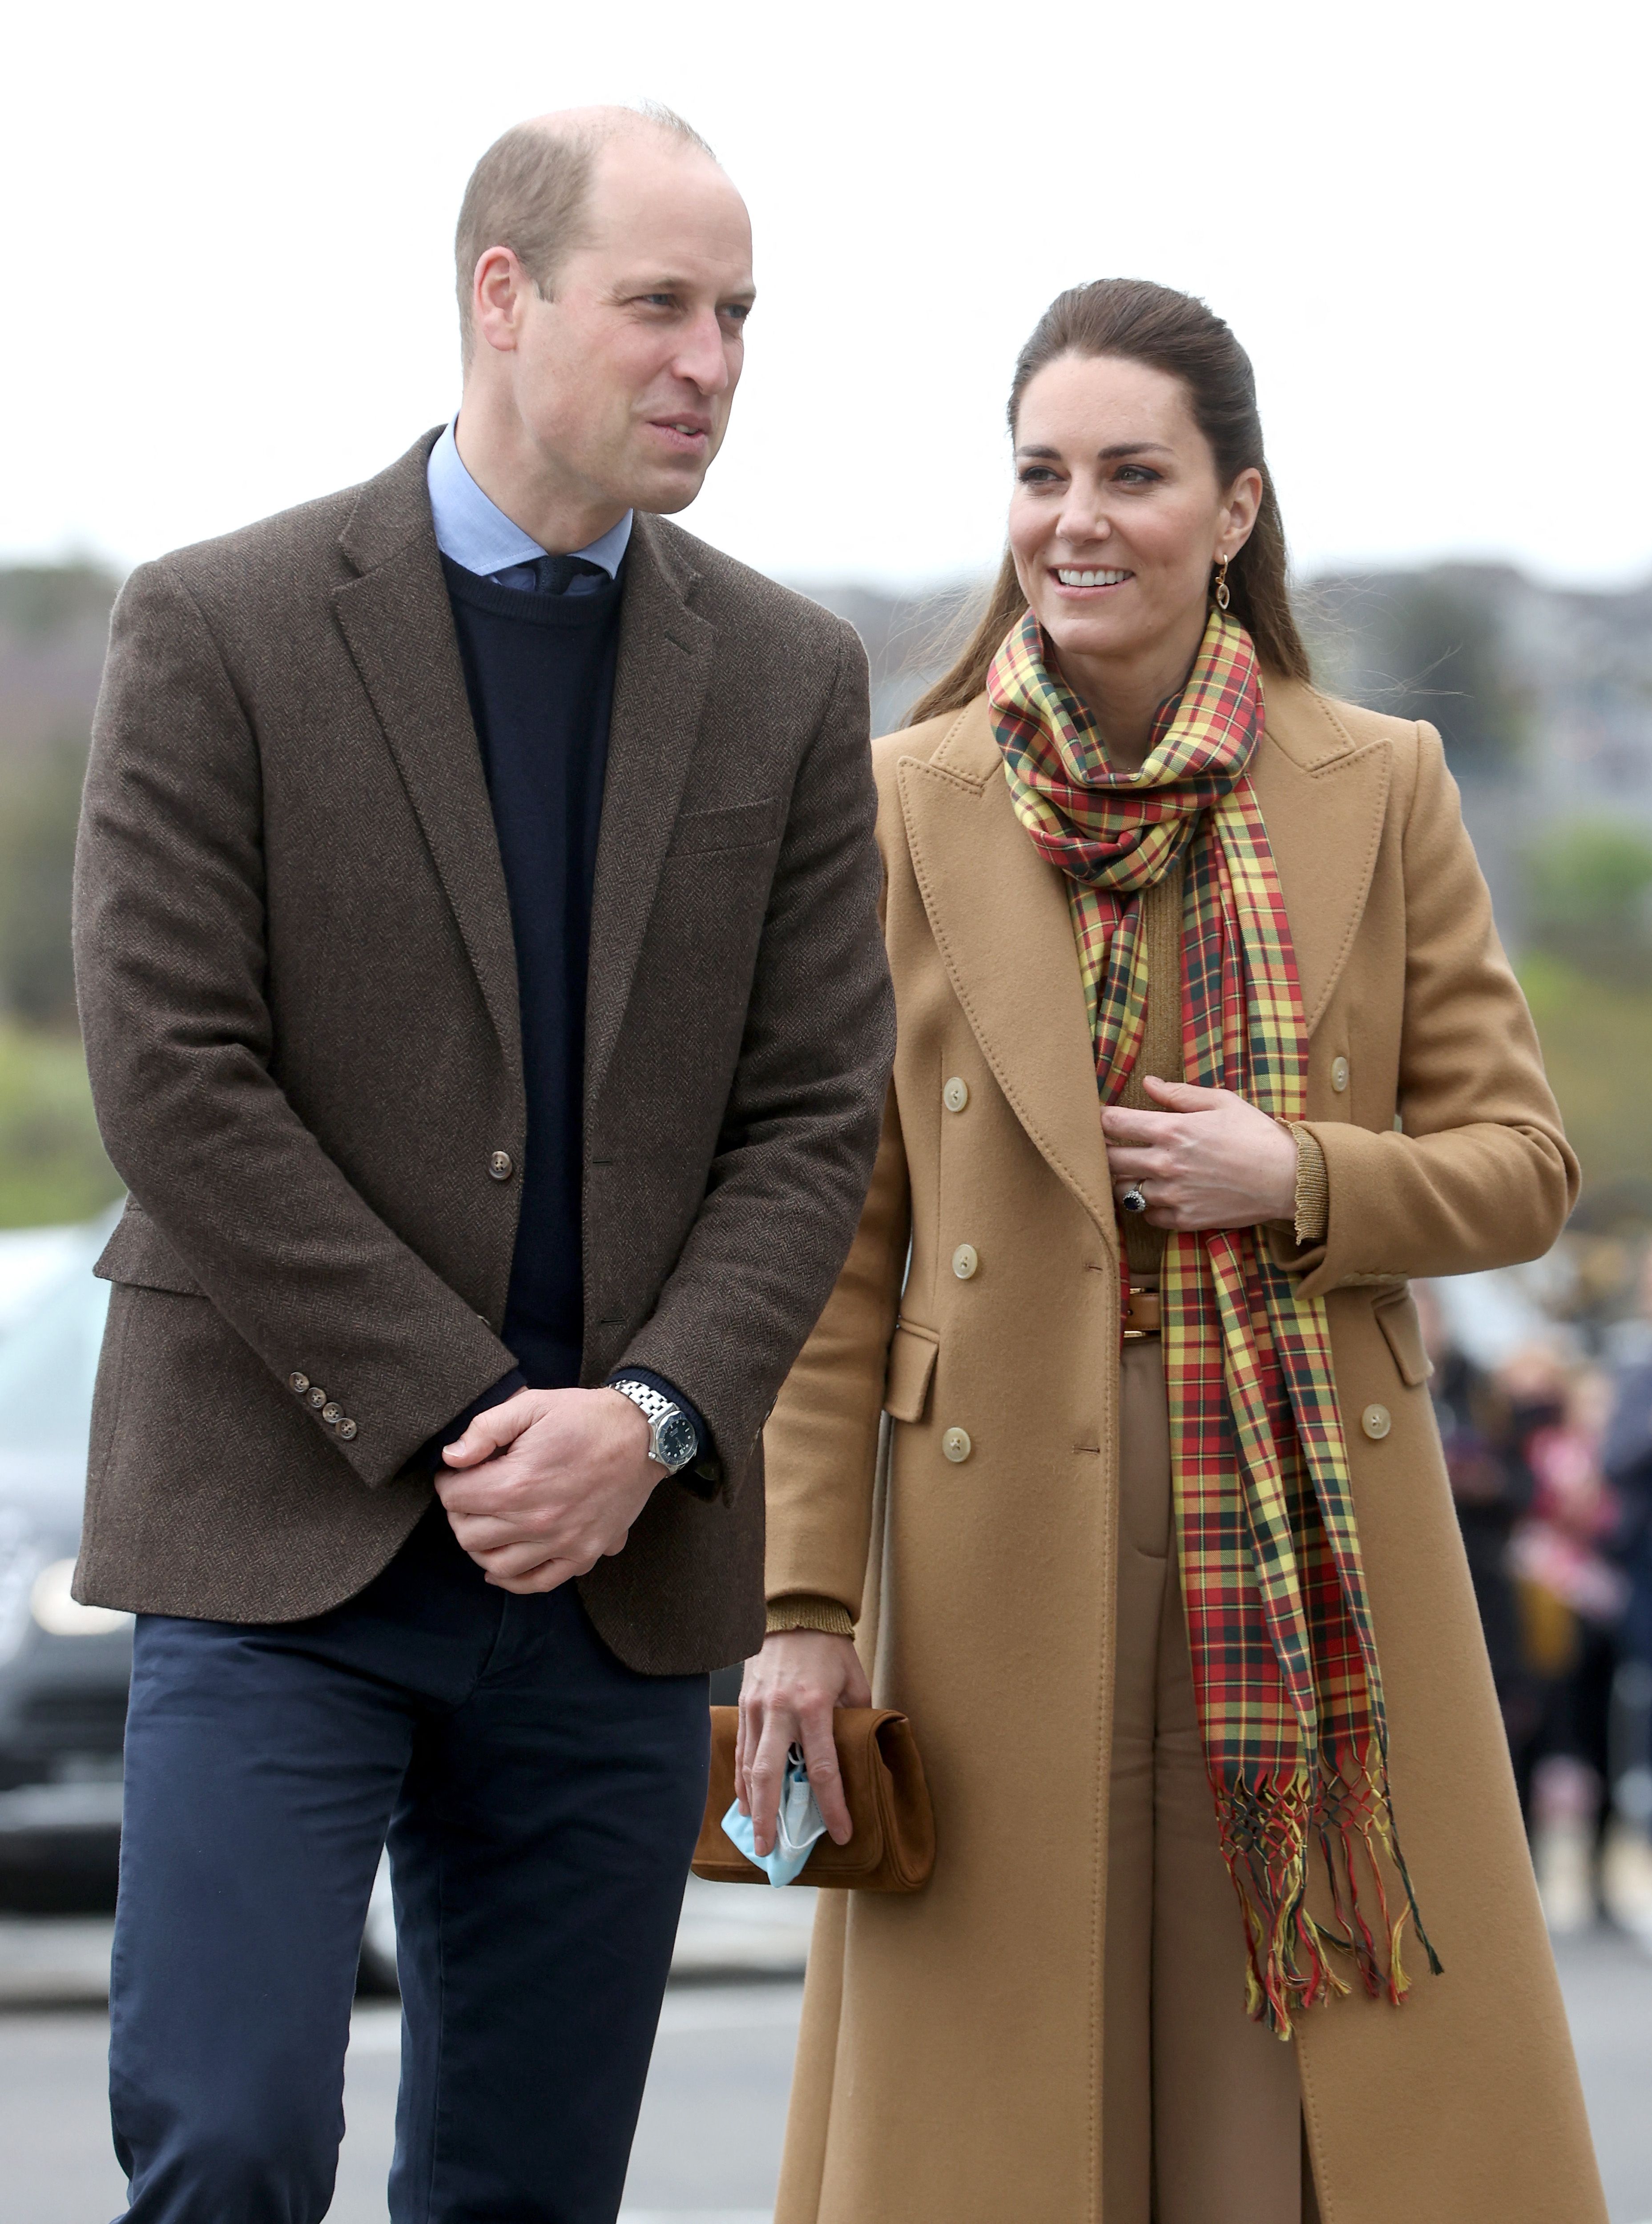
649, 416, 712, 451
1055, 567, 1130, 588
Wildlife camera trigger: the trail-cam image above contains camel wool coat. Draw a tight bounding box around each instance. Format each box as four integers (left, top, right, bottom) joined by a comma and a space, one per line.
762, 680, 1607, 2224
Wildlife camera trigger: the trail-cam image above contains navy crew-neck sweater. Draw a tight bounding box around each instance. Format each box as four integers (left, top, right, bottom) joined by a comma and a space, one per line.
436, 556, 706, 1467
443, 555, 618, 1395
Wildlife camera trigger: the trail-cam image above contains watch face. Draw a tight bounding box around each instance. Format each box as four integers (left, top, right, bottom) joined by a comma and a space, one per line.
656, 1411, 697, 1470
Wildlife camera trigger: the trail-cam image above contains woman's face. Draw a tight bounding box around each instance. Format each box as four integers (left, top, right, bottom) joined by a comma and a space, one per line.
1008, 352, 1260, 674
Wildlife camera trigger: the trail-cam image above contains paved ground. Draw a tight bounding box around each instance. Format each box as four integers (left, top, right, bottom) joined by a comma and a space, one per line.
1, 1899, 1648, 2222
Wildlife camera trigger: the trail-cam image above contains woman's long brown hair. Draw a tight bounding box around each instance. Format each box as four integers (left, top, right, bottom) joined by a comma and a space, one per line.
907, 279, 1312, 726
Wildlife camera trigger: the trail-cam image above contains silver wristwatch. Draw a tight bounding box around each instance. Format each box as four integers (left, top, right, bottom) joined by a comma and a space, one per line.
610, 1379, 699, 1473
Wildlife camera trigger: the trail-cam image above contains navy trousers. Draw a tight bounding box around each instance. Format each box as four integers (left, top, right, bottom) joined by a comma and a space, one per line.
109, 1507, 710, 2224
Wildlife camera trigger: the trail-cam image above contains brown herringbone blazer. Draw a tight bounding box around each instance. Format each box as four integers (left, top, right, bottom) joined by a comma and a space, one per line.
70, 431, 893, 1672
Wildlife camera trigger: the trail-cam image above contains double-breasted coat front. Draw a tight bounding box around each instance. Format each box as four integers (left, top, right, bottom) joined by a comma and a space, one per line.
762, 679, 1607, 2223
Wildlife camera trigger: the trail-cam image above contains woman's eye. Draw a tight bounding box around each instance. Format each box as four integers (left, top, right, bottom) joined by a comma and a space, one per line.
1114, 466, 1160, 486
1017, 467, 1061, 487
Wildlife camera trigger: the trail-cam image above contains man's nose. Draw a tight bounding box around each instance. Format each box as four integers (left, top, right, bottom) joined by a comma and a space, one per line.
673, 307, 733, 394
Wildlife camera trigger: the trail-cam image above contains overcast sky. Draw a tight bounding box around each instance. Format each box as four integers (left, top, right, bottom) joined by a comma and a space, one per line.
5, 0, 1648, 592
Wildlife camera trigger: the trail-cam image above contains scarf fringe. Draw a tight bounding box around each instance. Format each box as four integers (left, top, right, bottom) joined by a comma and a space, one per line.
1217, 1757, 1440, 2039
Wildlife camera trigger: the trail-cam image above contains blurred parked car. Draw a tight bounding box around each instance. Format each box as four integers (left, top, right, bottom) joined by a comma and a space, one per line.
0, 1213, 130, 1910
0, 1213, 402, 1983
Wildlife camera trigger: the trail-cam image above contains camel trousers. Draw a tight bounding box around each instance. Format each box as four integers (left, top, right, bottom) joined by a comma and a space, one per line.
1103, 1338, 1320, 2224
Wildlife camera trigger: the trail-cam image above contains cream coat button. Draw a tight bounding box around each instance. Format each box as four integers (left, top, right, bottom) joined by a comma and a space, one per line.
288, 1372, 309, 1394
338, 1419, 359, 1442
1361, 1403, 1392, 1441
1331, 1056, 1350, 1093
321, 1402, 342, 1426
942, 1427, 972, 1463
952, 1243, 979, 1280
489, 1151, 515, 1181
306, 1387, 327, 1409
943, 1076, 970, 1113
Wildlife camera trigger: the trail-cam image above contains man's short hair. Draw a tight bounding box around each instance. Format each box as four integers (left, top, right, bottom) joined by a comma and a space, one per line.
454, 103, 716, 357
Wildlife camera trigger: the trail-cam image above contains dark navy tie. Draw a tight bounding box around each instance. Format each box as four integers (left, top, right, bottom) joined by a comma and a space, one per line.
489, 552, 608, 595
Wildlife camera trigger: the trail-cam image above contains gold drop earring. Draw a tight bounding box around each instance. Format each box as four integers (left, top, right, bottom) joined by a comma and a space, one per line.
1213, 555, 1231, 612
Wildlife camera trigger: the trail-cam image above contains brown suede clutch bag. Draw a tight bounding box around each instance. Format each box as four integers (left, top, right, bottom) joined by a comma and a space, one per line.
691, 1705, 936, 1892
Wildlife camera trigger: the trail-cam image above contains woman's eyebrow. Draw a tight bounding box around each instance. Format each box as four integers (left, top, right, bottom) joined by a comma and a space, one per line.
1013, 440, 1176, 461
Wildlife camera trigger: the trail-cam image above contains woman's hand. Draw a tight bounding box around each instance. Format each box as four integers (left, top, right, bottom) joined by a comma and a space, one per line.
1102, 1076, 1297, 1230
737, 1630, 872, 1857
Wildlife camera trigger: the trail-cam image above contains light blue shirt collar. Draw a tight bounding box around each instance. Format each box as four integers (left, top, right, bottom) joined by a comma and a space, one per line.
426, 419, 633, 580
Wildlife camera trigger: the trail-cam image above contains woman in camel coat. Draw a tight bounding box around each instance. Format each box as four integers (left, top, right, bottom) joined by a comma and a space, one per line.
739, 280, 1605, 2224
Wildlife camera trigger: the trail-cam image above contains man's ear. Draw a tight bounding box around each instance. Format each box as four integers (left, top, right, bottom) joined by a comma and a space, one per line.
471, 246, 533, 356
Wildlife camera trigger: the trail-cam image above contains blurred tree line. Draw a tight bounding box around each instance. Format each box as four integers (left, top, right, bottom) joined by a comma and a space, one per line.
0, 564, 123, 1226
1520, 823, 1652, 1221
1305, 564, 1652, 1213
1309, 571, 1531, 772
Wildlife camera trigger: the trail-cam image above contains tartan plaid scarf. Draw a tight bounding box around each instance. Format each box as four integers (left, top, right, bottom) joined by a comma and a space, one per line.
988, 605, 1436, 2035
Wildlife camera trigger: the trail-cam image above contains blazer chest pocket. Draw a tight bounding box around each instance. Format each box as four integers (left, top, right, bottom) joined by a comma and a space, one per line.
884, 1322, 939, 1424
93, 1203, 206, 1297
666, 798, 786, 859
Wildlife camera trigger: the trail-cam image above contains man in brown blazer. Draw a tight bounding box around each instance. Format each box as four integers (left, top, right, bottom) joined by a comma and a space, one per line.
72, 104, 891, 2224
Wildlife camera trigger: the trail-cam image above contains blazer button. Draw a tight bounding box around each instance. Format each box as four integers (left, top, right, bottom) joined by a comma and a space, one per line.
952, 1243, 979, 1280
321, 1402, 343, 1426
942, 1427, 972, 1463
488, 1151, 515, 1181
306, 1387, 327, 1409
943, 1076, 970, 1113
288, 1372, 309, 1394
338, 1418, 359, 1442
1331, 1056, 1350, 1093
1361, 1403, 1392, 1440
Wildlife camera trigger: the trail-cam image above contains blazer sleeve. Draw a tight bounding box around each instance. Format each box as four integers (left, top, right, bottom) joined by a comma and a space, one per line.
611, 621, 897, 1495
73, 561, 517, 1488
1285, 721, 1579, 1296
761, 1083, 912, 1620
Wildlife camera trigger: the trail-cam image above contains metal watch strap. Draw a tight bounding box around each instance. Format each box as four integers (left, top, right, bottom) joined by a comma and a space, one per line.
610, 1378, 696, 1471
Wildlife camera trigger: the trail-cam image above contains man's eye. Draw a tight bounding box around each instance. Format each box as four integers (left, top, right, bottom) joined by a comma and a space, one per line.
721, 304, 752, 326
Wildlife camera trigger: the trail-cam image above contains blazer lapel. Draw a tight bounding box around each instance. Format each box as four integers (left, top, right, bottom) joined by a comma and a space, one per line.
900, 701, 1117, 1249
334, 435, 523, 1081
1251, 678, 1391, 1034
584, 516, 716, 1116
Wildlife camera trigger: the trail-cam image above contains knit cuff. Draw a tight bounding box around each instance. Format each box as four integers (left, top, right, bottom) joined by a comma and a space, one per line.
766, 1593, 856, 1638
1289, 1122, 1329, 1246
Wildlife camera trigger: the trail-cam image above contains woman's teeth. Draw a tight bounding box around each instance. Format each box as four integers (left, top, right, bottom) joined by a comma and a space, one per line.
1056, 568, 1129, 587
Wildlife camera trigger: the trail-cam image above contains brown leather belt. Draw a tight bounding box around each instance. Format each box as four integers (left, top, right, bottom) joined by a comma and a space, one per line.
1122, 1289, 1162, 1340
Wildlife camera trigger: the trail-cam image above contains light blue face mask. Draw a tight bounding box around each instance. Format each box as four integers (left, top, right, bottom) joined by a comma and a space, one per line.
719, 1743, 829, 1886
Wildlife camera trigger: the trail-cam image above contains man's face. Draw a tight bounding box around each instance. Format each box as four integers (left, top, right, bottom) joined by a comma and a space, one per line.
485, 139, 754, 517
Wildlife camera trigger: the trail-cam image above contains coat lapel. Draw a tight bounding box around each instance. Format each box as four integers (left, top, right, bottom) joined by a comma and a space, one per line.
334, 434, 523, 1081
899, 701, 1118, 1249
584, 515, 716, 1116
1251, 678, 1391, 1034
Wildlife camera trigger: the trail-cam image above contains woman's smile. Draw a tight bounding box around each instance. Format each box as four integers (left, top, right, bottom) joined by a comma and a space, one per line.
1050, 564, 1133, 594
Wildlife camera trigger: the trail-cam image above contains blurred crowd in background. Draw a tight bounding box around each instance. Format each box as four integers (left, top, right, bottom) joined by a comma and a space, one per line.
1423, 1249, 1652, 1934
